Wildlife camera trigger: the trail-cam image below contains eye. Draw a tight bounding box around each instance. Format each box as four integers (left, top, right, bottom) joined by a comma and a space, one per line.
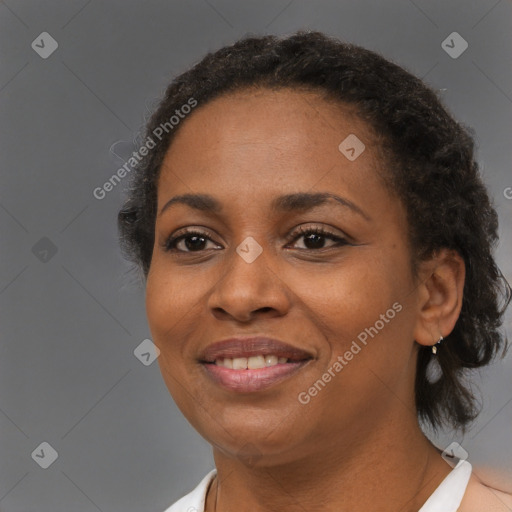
287, 225, 348, 250
163, 228, 221, 253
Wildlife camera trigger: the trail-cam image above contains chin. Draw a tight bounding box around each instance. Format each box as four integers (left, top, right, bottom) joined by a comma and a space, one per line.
201, 418, 308, 464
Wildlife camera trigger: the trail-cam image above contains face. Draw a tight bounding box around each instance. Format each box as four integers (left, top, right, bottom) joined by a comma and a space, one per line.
146, 88, 424, 466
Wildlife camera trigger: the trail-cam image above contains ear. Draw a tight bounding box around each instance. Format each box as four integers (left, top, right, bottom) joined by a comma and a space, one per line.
413, 249, 466, 348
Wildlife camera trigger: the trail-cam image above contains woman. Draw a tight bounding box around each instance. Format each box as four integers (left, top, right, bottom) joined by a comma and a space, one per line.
118, 31, 512, 511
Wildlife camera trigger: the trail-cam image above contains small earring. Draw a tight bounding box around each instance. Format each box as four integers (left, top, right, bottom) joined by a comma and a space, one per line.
432, 335, 443, 354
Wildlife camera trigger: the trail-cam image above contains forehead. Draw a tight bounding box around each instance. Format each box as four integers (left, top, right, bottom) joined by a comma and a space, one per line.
163, 87, 374, 158
156, 88, 387, 211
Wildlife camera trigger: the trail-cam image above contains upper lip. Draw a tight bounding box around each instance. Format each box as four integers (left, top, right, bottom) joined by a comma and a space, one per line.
200, 336, 314, 362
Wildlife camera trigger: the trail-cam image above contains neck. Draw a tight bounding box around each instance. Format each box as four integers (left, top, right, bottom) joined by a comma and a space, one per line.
206, 415, 451, 512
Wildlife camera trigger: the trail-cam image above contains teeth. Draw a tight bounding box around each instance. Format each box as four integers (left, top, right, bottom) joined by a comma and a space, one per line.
265, 355, 278, 366
214, 354, 289, 369
232, 357, 248, 370
248, 355, 266, 369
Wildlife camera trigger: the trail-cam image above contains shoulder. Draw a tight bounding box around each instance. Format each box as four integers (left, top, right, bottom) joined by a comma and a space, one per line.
458, 473, 512, 512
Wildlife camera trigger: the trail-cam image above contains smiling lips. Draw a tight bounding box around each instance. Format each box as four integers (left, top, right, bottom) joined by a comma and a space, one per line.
200, 336, 313, 392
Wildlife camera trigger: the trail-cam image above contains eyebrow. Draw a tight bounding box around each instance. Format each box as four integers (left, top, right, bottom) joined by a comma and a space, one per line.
159, 192, 371, 221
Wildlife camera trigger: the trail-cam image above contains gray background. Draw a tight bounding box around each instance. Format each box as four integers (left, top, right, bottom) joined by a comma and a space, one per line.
1, 1, 511, 510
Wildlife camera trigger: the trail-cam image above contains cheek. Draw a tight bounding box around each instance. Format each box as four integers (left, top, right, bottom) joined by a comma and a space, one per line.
146, 269, 171, 339
296, 253, 404, 332
145, 268, 196, 408
145, 258, 199, 333
145, 264, 192, 365
298, 250, 416, 380
145, 261, 214, 388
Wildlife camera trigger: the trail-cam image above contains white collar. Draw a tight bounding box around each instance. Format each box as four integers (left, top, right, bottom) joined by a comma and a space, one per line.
418, 459, 472, 512
164, 469, 216, 512
164, 460, 472, 512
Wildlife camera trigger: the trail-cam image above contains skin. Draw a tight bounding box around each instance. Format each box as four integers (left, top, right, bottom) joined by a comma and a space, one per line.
145, 88, 474, 511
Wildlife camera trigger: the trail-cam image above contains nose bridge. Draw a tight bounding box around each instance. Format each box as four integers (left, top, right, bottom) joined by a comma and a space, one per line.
208, 233, 289, 319
235, 234, 266, 265
225, 234, 273, 292
221, 203, 275, 267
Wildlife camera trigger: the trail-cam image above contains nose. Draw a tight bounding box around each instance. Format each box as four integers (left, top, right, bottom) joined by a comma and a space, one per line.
207, 240, 291, 323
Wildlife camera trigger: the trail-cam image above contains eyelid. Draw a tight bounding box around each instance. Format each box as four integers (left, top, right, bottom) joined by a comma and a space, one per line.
288, 224, 347, 242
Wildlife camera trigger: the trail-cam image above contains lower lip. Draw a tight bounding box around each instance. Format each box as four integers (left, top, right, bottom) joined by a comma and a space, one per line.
202, 361, 311, 392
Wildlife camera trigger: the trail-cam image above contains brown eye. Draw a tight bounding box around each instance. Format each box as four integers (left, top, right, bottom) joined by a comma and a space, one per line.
164, 229, 221, 253
289, 226, 348, 250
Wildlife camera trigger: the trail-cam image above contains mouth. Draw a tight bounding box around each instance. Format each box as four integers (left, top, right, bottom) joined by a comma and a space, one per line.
199, 336, 314, 392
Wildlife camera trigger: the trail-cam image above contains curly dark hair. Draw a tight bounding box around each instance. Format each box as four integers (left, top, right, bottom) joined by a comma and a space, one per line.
118, 30, 510, 432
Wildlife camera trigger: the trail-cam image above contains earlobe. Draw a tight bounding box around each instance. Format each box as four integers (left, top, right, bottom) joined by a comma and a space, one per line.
413, 249, 466, 349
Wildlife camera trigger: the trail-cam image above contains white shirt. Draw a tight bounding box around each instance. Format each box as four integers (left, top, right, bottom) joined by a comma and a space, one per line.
163, 459, 472, 512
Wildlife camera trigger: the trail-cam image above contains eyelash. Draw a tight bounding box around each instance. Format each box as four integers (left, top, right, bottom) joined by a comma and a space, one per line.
163, 225, 348, 253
